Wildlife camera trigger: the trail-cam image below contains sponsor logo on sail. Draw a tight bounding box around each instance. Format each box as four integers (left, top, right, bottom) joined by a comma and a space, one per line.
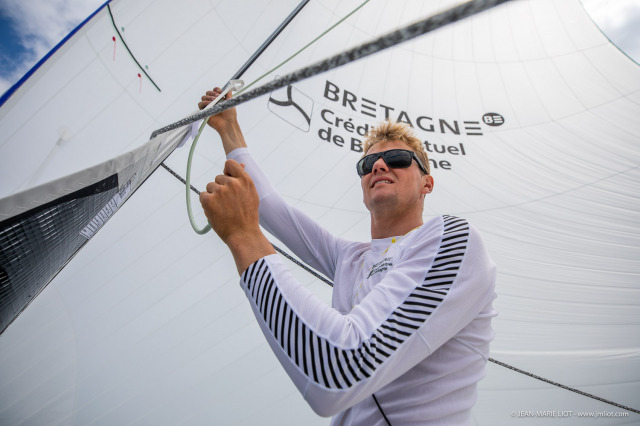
268, 80, 505, 171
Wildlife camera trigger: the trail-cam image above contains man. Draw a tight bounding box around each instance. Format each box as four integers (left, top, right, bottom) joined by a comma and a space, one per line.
199, 88, 496, 425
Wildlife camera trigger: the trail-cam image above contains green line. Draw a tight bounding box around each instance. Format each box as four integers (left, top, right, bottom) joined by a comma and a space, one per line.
107, 4, 161, 92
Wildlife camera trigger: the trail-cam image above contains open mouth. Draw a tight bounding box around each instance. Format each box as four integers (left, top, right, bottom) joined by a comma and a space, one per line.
372, 179, 392, 188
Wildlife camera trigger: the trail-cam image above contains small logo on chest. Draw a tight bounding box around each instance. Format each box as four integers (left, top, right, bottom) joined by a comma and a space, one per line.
367, 257, 393, 279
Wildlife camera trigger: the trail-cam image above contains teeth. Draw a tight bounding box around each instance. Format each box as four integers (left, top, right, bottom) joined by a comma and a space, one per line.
373, 180, 391, 187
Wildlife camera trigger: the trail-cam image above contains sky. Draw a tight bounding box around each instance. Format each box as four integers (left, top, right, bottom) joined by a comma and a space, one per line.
0, 0, 108, 96
0, 0, 639, 98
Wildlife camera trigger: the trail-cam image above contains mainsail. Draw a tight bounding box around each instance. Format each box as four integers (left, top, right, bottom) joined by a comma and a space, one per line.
1, 0, 639, 424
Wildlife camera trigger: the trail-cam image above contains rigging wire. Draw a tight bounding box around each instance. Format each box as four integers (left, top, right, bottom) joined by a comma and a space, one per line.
228, 0, 313, 81
231, 0, 370, 96
488, 358, 640, 414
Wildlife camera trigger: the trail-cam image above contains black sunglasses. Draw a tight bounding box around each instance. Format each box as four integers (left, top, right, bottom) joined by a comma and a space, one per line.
356, 149, 428, 177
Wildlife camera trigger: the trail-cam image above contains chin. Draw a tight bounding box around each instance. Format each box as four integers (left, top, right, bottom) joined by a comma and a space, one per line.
366, 194, 397, 212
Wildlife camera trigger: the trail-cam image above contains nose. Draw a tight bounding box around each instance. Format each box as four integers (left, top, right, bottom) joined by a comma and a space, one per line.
372, 156, 388, 174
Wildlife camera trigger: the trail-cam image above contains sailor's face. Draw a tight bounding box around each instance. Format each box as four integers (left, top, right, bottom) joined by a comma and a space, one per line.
360, 141, 432, 214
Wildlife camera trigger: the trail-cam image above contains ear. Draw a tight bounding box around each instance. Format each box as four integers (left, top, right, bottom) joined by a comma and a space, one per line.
421, 174, 434, 195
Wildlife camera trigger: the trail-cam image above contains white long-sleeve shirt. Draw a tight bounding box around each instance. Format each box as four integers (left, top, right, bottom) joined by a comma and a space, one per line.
229, 148, 497, 425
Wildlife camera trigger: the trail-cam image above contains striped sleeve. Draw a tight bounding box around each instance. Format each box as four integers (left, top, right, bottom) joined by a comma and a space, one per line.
240, 215, 495, 416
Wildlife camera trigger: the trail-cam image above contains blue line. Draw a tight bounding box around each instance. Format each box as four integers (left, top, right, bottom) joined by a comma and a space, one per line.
0, 0, 112, 109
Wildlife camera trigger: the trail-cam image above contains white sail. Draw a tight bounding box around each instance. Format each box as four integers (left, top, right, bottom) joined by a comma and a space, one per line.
1, 0, 639, 424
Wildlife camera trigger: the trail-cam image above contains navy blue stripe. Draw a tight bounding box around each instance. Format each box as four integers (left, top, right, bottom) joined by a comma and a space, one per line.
309, 329, 319, 383
293, 316, 300, 366
344, 349, 359, 382
274, 293, 284, 340
301, 323, 309, 376
316, 336, 330, 387
381, 322, 413, 336
334, 346, 352, 387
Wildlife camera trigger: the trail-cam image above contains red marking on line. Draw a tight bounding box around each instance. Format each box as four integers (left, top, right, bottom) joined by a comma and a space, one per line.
138, 73, 142, 93
112, 36, 116, 60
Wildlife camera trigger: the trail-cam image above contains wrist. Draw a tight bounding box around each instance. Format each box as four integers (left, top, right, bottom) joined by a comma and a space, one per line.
217, 121, 247, 154
214, 119, 239, 137
225, 231, 276, 275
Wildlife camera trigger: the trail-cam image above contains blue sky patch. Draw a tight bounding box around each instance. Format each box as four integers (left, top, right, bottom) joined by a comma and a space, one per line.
0, 10, 30, 79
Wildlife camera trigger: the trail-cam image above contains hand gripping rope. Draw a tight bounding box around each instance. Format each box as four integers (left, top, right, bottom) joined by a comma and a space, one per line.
185, 80, 244, 234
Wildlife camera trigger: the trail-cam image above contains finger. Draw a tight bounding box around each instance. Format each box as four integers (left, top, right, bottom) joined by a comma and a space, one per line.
214, 173, 234, 186
205, 181, 219, 193
201, 89, 220, 100
199, 94, 216, 109
223, 159, 246, 178
199, 189, 211, 205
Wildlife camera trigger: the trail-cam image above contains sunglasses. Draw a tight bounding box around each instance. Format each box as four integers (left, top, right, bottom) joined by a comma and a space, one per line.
356, 149, 429, 177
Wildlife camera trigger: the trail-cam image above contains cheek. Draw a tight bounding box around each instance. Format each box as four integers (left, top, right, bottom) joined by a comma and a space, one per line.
361, 176, 373, 191
360, 179, 368, 202
402, 174, 424, 198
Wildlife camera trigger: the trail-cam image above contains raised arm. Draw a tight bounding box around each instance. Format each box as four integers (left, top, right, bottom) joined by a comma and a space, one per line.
198, 88, 349, 280
198, 87, 246, 155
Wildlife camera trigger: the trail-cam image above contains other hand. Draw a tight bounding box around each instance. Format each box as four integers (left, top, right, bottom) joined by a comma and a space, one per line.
198, 87, 237, 134
199, 159, 259, 246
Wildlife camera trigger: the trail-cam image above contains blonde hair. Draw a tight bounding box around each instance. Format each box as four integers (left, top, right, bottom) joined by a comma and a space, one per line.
363, 121, 430, 175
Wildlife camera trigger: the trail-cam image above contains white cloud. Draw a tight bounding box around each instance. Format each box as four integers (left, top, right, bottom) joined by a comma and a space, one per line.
0, 0, 105, 94
581, 0, 640, 62
1, 0, 101, 51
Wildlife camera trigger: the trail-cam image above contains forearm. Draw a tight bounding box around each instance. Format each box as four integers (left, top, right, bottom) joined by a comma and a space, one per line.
199, 87, 246, 154
217, 120, 247, 155
229, 148, 346, 279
